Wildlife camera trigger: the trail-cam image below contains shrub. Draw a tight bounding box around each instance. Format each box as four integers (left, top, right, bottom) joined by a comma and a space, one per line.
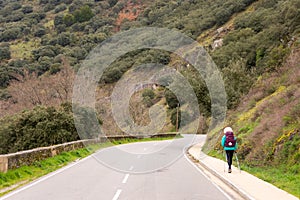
43, 3, 55, 12
0, 28, 20, 42
57, 33, 71, 46
68, 46, 87, 60
142, 89, 155, 107
101, 67, 123, 83
54, 15, 64, 27
74, 5, 94, 23
54, 4, 67, 13
11, 2, 22, 10
0, 105, 80, 154
63, 14, 76, 26
34, 27, 46, 37
0, 45, 11, 60
0, 66, 11, 87
26, 12, 46, 22
142, 96, 153, 107
32, 45, 61, 61
7, 11, 24, 22
165, 89, 179, 109
22, 5, 33, 14
142, 89, 155, 100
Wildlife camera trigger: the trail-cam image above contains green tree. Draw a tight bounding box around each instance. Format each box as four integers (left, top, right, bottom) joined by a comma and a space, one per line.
34, 27, 46, 37
63, 13, 76, 26
74, 5, 94, 23
142, 88, 155, 99
54, 14, 64, 27
0, 46, 11, 60
142, 89, 155, 107
0, 28, 20, 42
57, 33, 71, 46
165, 89, 179, 109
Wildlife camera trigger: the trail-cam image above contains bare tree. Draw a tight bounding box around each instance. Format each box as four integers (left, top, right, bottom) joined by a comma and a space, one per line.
0, 57, 75, 117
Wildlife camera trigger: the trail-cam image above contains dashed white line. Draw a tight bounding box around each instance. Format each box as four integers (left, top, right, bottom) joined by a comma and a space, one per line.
129, 166, 134, 171
122, 174, 130, 184
143, 148, 147, 151
112, 189, 122, 200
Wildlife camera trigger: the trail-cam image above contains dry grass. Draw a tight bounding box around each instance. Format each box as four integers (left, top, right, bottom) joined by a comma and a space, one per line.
230, 48, 300, 163
10, 39, 40, 59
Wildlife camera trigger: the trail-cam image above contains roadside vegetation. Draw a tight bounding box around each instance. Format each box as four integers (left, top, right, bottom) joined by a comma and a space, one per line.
205, 48, 300, 198
0, 0, 299, 197
0, 144, 103, 197
209, 148, 300, 198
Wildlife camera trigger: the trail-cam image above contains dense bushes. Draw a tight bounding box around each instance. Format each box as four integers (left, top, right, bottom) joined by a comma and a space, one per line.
0, 28, 21, 42
139, 0, 257, 38
164, 89, 179, 109
142, 89, 155, 107
73, 5, 94, 23
0, 44, 10, 60
0, 105, 79, 154
0, 103, 103, 154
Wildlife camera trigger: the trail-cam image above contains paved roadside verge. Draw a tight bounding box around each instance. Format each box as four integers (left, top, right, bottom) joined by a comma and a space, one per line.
188, 142, 299, 200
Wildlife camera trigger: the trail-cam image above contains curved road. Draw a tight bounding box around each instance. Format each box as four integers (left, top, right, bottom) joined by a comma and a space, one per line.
1, 135, 231, 200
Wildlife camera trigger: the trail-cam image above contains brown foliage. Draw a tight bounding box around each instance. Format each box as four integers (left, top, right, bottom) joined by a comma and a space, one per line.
114, 0, 143, 32
0, 58, 74, 117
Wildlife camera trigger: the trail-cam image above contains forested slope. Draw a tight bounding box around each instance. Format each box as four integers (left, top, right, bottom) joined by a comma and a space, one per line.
0, 0, 300, 181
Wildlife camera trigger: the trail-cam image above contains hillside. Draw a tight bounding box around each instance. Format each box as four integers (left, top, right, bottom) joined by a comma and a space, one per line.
1, 0, 299, 117
0, 1, 300, 195
203, 46, 300, 197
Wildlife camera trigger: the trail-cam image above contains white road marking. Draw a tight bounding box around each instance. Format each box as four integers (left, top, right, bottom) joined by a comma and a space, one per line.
122, 174, 130, 184
112, 189, 122, 200
143, 148, 147, 151
184, 148, 234, 200
129, 166, 134, 171
0, 155, 93, 200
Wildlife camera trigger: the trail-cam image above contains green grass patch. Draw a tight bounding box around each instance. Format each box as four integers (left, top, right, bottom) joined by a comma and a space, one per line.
207, 149, 225, 160
0, 143, 109, 196
110, 135, 182, 145
242, 164, 300, 198
0, 135, 180, 196
208, 150, 300, 198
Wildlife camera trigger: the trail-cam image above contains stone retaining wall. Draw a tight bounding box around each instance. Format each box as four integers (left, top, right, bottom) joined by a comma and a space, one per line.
0, 133, 178, 173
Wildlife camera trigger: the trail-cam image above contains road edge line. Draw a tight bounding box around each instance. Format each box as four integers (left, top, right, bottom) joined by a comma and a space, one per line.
186, 145, 256, 200
0, 154, 94, 200
183, 150, 234, 200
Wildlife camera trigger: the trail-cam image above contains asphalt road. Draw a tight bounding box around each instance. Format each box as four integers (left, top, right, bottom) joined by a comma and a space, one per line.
1, 135, 231, 200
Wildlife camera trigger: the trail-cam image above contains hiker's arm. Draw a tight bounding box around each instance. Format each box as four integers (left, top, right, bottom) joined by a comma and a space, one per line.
221, 136, 225, 147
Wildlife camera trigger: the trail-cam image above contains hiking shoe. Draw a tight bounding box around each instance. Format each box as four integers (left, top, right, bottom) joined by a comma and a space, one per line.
228, 169, 232, 173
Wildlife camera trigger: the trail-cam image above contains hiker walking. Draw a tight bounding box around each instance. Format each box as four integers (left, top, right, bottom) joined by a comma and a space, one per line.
221, 127, 238, 173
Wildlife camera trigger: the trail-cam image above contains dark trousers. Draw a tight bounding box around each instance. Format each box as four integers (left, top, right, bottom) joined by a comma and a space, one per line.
226, 150, 234, 169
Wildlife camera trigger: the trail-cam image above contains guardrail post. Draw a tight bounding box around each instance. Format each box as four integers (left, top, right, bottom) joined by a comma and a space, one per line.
0, 156, 8, 173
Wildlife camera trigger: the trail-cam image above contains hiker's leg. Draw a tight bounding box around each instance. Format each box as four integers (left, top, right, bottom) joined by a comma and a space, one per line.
225, 151, 231, 168
227, 150, 234, 169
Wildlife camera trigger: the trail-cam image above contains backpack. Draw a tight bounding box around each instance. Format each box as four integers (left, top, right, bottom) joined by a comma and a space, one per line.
225, 132, 236, 147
